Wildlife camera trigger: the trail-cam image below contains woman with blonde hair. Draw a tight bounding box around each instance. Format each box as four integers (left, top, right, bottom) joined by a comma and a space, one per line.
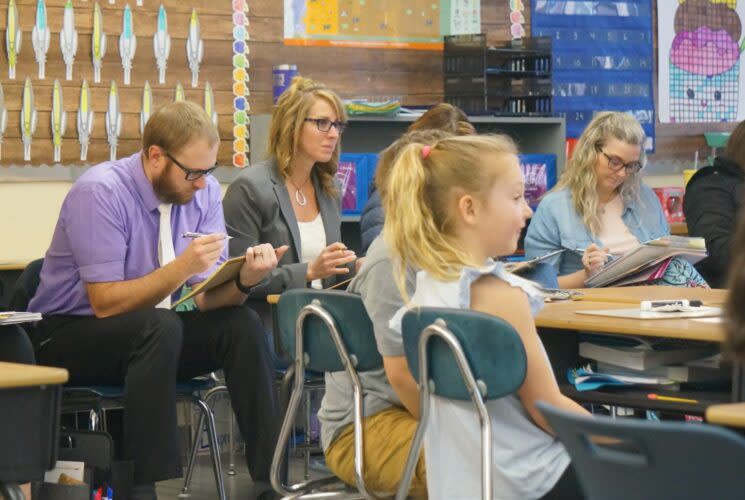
223, 76, 357, 325
525, 111, 706, 288
382, 134, 585, 499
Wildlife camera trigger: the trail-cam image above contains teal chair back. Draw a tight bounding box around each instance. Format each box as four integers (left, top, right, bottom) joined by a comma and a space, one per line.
402, 307, 527, 400
396, 307, 528, 500
272, 288, 382, 498
277, 289, 382, 373
537, 401, 745, 500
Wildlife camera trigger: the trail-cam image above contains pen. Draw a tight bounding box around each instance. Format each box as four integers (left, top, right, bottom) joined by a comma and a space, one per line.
647, 393, 698, 404
181, 231, 233, 240
566, 247, 614, 261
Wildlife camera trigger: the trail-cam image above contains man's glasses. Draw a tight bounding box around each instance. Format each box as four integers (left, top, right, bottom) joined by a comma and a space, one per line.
304, 118, 347, 134
598, 149, 643, 174
165, 152, 218, 181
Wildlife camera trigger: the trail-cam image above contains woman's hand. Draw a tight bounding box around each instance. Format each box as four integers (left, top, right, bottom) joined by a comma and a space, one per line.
307, 242, 357, 281
582, 243, 610, 277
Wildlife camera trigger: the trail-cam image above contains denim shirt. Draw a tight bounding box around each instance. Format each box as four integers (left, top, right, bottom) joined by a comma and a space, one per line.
524, 185, 669, 276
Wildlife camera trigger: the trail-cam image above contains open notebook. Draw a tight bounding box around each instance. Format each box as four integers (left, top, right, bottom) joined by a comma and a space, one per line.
585, 236, 707, 288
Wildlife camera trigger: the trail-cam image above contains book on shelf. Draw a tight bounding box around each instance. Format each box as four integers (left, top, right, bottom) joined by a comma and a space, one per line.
578, 335, 718, 371
568, 365, 678, 392
584, 235, 707, 288
595, 360, 729, 383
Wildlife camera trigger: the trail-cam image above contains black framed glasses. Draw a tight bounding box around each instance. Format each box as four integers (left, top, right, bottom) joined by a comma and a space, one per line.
165, 152, 218, 181
597, 148, 643, 174
304, 118, 347, 134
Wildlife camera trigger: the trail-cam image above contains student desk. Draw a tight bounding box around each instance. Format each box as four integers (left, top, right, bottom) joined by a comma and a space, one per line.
269, 288, 732, 414
0, 362, 68, 492
536, 288, 730, 415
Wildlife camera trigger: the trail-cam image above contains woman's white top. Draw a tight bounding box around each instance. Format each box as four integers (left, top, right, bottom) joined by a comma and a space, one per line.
297, 213, 326, 289
390, 261, 570, 500
598, 194, 640, 255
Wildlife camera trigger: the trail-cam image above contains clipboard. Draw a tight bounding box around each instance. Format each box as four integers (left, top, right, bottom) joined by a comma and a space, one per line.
171, 256, 245, 308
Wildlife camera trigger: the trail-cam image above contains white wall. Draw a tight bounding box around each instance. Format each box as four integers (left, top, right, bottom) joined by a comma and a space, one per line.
0, 181, 231, 262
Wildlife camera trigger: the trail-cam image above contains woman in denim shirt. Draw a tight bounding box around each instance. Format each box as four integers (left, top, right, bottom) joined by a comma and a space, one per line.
526, 112, 705, 288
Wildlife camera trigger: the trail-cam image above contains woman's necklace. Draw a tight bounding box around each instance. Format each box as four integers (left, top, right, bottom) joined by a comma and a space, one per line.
289, 175, 311, 206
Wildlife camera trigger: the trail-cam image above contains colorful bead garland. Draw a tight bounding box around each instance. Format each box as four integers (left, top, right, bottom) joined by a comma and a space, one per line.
232, 0, 249, 167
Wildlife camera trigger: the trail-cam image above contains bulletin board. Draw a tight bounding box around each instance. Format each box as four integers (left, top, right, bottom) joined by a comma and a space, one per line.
0, 0, 246, 168
283, 0, 481, 50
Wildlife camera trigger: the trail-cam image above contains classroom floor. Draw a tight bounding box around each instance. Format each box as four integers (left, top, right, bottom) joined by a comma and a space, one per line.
156, 451, 326, 500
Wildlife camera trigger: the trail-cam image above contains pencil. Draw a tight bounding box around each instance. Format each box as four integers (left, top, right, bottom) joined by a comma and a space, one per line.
647, 393, 698, 404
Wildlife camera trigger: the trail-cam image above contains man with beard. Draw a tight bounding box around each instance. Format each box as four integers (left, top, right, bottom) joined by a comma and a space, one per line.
28, 101, 286, 499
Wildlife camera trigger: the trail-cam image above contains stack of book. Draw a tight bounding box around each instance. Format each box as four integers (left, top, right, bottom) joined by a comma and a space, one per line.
569, 335, 726, 391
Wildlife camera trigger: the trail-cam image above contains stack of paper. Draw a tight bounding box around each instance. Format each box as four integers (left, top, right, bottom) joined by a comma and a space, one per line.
0, 311, 42, 325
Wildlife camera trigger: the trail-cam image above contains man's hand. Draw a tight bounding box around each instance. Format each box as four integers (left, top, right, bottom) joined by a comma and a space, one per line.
238, 243, 290, 290
176, 233, 226, 276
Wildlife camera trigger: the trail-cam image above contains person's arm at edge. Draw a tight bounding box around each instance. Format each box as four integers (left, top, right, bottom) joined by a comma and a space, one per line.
471, 276, 589, 435
684, 177, 737, 283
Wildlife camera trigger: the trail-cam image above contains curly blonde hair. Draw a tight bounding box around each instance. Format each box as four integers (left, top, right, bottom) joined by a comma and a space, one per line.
554, 112, 646, 235
383, 134, 518, 299
267, 76, 347, 196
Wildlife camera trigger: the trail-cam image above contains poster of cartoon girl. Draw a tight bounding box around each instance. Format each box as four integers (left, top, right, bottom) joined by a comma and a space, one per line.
659, 0, 745, 123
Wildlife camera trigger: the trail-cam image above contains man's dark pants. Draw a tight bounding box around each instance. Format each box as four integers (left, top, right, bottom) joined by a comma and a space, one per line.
32, 305, 279, 484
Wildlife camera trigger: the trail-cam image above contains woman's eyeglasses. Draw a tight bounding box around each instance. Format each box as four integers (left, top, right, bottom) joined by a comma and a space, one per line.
165, 152, 218, 181
304, 118, 347, 134
598, 149, 643, 174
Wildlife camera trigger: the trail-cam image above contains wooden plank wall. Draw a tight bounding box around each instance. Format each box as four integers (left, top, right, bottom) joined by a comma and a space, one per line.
0, 0, 235, 166
0, 1, 729, 168
250, 1, 733, 169
247, 2, 520, 113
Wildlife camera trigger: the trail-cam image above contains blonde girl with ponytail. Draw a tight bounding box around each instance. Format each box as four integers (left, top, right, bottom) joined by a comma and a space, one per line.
385, 135, 588, 500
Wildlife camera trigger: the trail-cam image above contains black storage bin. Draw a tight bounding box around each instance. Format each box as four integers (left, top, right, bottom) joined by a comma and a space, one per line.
444, 34, 553, 116
0, 385, 62, 483
36, 430, 133, 500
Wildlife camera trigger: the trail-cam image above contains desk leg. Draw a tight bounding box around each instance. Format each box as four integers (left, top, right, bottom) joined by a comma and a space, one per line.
733, 362, 745, 402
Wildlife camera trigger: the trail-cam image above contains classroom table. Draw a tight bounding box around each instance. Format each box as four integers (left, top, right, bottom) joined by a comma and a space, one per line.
536, 288, 732, 415
269, 287, 732, 413
0, 362, 68, 496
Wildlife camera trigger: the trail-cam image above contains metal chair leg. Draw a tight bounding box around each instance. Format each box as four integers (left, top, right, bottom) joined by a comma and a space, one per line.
179, 409, 206, 498
228, 399, 236, 476
194, 397, 227, 500
304, 389, 311, 480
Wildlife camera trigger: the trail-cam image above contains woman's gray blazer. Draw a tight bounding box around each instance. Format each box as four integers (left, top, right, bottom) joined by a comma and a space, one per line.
223, 158, 348, 299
